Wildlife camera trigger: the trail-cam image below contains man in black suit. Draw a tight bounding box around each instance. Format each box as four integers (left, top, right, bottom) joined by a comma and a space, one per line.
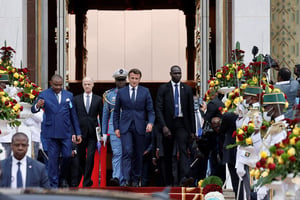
156, 65, 196, 186
0, 132, 50, 188
220, 112, 243, 200
74, 76, 103, 187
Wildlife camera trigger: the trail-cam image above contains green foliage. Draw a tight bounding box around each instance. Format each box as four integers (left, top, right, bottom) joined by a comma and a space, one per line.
201, 176, 223, 188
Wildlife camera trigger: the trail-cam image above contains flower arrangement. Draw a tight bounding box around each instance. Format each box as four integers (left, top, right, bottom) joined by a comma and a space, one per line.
199, 175, 223, 188
202, 184, 223, 196
231, 122, 256, 147
222, 86, 246, 114
0, 88, 22, 128
17, 81, 41, 104
0, 43, 42, 104
250, 122, 300, 186
0, 41, 16, 65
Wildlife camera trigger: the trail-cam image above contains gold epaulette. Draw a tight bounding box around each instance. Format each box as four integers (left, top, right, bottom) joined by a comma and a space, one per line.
103, 89, 115, 106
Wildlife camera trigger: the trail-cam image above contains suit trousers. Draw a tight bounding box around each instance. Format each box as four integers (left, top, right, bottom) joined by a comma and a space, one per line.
47, 138, 72, 188
164, 118, 189, 186
77, 137, 97, 186
110, 134, 123, 182
121, 122, 145, 185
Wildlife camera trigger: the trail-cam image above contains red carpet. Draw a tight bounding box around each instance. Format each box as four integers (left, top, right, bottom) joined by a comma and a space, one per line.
77, 148, 203, 199
86, 186, 203, 200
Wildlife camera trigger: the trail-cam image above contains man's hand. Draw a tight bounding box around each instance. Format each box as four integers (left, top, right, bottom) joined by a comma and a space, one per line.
146, 123, 153, 133
72, 135, 82, 144
76, 135, 82, 144
36, 99, 45, 108
115, 129, 120, 138
162, 126, 172, 139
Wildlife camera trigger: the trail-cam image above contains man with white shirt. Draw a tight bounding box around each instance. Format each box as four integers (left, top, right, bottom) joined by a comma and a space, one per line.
0, 132, 50, 188
74, 76, 103, 187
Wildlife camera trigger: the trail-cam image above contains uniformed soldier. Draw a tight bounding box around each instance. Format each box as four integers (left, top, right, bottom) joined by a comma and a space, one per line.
102, 68, 128, 186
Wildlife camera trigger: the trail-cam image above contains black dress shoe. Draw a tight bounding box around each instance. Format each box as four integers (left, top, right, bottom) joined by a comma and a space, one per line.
59, 179, 69, 188
131, 181, 140, 187
83, 180, 93, 187
109, 178, 120, 186
180, 177, 194, 187
121, 180, 130, 187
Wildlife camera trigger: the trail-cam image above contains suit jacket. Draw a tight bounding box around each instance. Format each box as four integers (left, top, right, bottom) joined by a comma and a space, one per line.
204, 97, 224, 123
275, 79, 299, 119
220, 112, 238, 165
156, 81, 196, 134
0, 156, 50, 188
113, 85, 155, 135
74, 93, 103, 139
31, 88, 81, 138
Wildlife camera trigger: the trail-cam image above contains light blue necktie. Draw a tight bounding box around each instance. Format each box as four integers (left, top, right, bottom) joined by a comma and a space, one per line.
131, 88, 135, 103
17, 162, 23, 188
174, 84, 179, 117
55, 94, 59, 103
86, 95, 90, 112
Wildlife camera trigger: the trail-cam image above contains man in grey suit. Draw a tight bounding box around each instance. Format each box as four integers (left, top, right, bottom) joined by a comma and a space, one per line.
0, 132, 50, 188
275, 67, 299, 119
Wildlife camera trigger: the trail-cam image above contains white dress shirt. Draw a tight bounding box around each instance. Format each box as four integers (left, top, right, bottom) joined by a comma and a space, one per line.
11, 156, 27, 188
171, 81, 183, 117
129, 85, 138, 100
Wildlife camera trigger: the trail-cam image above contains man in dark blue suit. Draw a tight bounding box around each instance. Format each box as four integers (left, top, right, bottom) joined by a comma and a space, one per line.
0, 132, 50, 188
113, 68, 155, 187
31, 74, 82, 188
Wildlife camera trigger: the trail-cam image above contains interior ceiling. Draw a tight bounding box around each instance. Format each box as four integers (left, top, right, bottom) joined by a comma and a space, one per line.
68, 0, 195, 14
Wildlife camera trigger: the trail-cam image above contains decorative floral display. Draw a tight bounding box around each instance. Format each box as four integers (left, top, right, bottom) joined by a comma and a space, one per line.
231, 122, 256, 147
0, 88, 22, 128
202, 184, 223, 196
16, 80, 41, 104
250, 121, 300, 186
0, 43, 42, 105
0, 41, 16, 65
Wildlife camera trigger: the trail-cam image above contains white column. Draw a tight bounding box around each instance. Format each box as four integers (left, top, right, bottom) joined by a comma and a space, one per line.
200, 0, 210, 97
22, 0, 27, 68
215, 0, 224, 70
57, 0, 67, 86
41, 0, 48, 90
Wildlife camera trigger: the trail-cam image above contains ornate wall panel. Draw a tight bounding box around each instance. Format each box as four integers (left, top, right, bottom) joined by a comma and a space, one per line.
271, 0, 300, 69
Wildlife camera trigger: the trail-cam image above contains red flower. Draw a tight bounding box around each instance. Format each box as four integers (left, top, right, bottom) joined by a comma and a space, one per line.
282, 138, 289, 145
232, 131, 237, 138
17, 92, 23, 97
237, 134, 244, 141
276, 149, 284, 156
289, 156, 296, 162
260, 158, 267, 167
275, 143, 281, 148
256, 161, 261, 168
268, 163, 276, 170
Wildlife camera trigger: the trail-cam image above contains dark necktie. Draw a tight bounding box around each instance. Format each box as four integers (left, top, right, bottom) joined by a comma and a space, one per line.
131, 88, 135, 103
17, 162, 23, 188
174, 84, 179, 117
86, 95, 90, 112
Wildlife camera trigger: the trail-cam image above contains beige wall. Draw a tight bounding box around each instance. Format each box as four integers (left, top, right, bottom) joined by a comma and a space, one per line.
68, 9, 187, 81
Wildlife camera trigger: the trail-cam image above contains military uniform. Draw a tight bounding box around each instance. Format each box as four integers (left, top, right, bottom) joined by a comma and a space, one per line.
102, 68, 127, 186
